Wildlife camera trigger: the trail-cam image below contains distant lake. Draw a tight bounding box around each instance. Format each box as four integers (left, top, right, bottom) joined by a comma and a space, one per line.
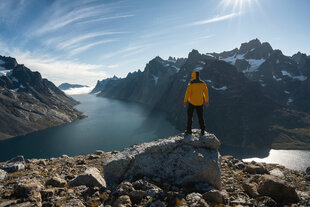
0, 94, 309, 171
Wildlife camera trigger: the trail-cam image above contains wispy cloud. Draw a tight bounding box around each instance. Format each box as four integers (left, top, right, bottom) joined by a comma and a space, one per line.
54, 32, 126, 50
190, 12, 241, 26
79, 14, 134, 24
30, 1, 118, 36
101, 44, 151, 59
69, 39, 118, 56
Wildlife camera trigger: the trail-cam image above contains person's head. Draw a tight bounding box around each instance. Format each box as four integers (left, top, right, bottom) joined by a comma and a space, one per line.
191, 70, 200, 80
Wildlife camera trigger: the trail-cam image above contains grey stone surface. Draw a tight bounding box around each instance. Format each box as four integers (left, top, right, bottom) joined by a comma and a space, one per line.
257, 174, 300, 203
0, 169, 7, 181
68, 167, 106, 188
103, 130, 221, 189
0, 162, 25, 173
7, 156, 25, 163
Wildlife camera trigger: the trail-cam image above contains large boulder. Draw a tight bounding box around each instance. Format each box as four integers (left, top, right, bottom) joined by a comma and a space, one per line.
257, 175, 299, 203
13, 179, 43, 203
103, 130, 221, 189
68, 167, 106, 188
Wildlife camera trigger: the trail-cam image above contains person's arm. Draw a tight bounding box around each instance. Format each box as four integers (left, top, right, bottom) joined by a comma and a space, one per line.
184, 83, 191, 107
203, 83, 209, 107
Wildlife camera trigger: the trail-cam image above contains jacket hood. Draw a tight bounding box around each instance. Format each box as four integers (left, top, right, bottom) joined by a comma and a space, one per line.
191, 70, 200, 81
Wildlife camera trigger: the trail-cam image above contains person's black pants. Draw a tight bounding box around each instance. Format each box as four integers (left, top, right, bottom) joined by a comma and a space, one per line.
187, 103, 205, 131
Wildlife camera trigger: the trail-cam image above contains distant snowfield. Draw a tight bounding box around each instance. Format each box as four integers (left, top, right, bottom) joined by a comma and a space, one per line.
62, 86, 94, 95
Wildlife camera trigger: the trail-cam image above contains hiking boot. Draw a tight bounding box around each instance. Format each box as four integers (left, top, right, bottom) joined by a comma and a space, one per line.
185, 130, 192, 135
201, 130, 205, 135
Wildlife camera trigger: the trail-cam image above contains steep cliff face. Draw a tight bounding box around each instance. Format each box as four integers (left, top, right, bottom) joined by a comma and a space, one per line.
93, 39, 310, 149
0, 55, 85, 140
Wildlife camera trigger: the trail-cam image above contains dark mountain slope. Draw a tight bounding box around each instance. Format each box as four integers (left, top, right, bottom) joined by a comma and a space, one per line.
93, 40, 310, 149
0, 55, 84, 140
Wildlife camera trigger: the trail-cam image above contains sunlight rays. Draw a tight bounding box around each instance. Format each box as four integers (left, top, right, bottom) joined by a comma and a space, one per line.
218, 0, 261, 14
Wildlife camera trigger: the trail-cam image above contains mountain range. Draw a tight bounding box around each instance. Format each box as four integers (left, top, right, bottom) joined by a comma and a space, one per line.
92, 39, 310, 149
0, 55, 85, 140
58, 83, 89, 91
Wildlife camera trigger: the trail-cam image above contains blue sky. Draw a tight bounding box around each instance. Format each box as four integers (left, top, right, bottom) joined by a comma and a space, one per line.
0, 0, 309, 86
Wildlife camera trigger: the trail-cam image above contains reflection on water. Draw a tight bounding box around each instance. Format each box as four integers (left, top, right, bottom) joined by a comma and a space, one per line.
243, 149, 310, 171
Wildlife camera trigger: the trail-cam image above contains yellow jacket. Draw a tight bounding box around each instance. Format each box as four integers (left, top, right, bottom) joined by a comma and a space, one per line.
184, 71, 209, 106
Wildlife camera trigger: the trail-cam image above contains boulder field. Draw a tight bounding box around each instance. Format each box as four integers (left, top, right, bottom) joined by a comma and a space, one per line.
0, 130, 309, 206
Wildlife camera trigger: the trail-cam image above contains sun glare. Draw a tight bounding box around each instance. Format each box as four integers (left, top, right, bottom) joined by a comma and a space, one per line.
219, 0, 259, 14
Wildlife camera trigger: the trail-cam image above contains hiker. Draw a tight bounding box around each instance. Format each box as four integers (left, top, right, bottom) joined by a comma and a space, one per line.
184, 70, 209, 135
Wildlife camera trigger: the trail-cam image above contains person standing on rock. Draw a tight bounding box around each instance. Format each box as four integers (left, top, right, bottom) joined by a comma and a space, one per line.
184, 70, 209, 135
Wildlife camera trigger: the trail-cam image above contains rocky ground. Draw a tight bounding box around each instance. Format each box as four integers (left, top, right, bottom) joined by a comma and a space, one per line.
0, 152, 309, 207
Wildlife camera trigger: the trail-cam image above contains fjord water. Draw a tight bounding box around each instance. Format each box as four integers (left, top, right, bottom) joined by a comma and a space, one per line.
0, 94, 179, 161
0, 94, 309, 171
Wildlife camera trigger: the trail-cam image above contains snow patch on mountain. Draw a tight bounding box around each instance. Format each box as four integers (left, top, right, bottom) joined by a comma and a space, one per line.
12, 77, 18, 82
273, 75, 282, 81
171, 65, 180, 72
0, 67, 12, 76
212, 85, 228, 91
219, 54, 245, 64
243, 59, 266, 73
152, 75, 159, 85
287, 98, 293, 105
195, 66, 203, 71
281, 71, 308, 81
284, 90, 290, 94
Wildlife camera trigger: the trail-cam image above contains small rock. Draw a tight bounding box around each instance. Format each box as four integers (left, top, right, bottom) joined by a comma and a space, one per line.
68, 167, 106, 188
9, 202, 33, 207
231, 198, 247, 205
0, 200, 18, 206
149, 200, 165, 207
305, 174, 310, 181
146, 188, 161, 198
88, 155, 100, 160
269, 168, 284, 178
0, 162, 25, 173
61, 155, 69, 158
38, 160, 47, 166
0, 169, 7, 181
113, 195, 132, 207
186, 192, 209, 207
244, 164, 267, 174
132, 179, 161, 192
62, 199, 86, 207
94, 150, 104, 155
257, 175, 300, 203
242, 182, 259, 198
13, 180, 43, 203
256, 196, 277, 207
202, 189, 228, 204
7, 156, 25, 163
129, 190, 145, 204
235, 161, 246, 169
306, 167, 310, 175
113, 182, 134, 196
40, 189, 54, 201
45, 177, 67, 187
76, 159, 86, 165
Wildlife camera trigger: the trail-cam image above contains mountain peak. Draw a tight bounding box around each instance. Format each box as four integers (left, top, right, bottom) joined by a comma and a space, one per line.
239, 38, 262, 54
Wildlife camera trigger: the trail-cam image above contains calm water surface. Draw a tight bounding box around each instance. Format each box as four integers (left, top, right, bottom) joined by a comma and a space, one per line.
0, 94, 179, 161
0, 94, 309, 171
